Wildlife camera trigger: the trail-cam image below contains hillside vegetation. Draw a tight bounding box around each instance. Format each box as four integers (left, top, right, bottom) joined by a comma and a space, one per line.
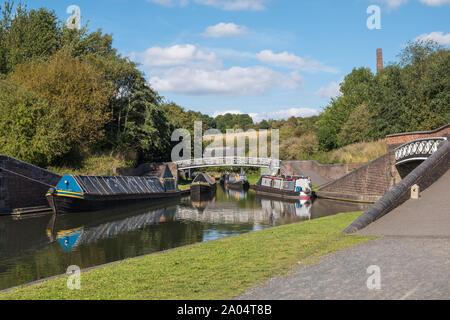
0, 1, 448, 171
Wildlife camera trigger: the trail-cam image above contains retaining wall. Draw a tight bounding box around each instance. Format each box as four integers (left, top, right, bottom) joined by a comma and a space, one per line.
316, 152, 401, 203
282, 160, 364, 181
344, 140, 450, 233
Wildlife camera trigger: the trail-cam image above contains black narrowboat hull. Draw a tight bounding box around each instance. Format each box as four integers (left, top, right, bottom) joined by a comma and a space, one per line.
252, 185, 314, 200
190, 183, 216, 197
47, 191, 181, 214
226, 180, 250, 191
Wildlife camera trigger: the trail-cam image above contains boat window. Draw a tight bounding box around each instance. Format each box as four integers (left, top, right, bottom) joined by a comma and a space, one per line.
282, 180, 295, 191
273, 179, 281, 189
261, 178, 272, 187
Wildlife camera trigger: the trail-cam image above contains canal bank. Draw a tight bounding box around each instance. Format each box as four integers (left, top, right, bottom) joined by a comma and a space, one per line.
0, 211, 373, 300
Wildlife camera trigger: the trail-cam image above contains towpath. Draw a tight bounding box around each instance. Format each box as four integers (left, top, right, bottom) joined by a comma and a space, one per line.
237, 170, 450, 300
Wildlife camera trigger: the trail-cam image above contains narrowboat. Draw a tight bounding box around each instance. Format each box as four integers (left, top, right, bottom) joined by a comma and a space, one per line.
220, 169, 250, 191
190, 172, 217, 201
253, 175, 314, 201
46, 165, 180, 214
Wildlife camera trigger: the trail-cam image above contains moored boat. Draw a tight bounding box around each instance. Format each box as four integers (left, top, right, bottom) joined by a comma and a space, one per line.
253, 175, 314, 201
46, 165, 180, 214
220, 169, 250, 191
190, 172, 217, 200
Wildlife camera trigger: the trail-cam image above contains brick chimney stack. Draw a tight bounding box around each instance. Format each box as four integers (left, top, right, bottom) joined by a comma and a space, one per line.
377, 48, 383, 73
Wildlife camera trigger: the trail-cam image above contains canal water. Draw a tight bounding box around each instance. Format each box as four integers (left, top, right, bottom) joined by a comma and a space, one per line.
0, 186, 370, 291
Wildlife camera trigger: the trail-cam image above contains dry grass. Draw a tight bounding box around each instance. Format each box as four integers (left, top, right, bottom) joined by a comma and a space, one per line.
314, 140, 387, 164
48, 154, 135, 176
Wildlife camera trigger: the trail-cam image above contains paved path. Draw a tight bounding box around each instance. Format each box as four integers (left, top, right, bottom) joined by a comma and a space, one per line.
237, 237, 449, 300
358, 170, 450, 237
238, 170, 450, 300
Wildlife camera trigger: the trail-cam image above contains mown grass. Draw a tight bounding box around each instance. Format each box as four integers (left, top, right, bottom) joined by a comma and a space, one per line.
0, 211, 374, 300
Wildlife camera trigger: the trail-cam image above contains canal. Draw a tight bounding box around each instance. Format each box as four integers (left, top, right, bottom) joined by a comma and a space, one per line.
0, 186, 371, 291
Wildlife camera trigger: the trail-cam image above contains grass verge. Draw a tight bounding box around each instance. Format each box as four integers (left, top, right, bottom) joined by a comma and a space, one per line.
0, 211, 374, 300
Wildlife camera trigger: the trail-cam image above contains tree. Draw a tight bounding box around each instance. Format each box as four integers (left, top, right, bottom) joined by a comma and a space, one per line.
338, 104, 373, 145
117, 79, 172, 162
0, 3, 61, 74
316, 68, 375, 151
0, 80, 67, 166
8, 49, 113, 155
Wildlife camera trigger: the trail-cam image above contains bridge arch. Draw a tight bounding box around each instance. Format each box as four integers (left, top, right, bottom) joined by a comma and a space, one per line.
394, 137, 447, 166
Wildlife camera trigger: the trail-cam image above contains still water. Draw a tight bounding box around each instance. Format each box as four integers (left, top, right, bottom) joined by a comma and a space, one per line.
0, 186, 370, 291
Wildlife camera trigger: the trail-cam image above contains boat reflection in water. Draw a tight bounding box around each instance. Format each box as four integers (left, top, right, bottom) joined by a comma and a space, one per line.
47, 204, 178, 252
0, 185, 371, 291
258, 196, 312, 226
224, 185, 247, 201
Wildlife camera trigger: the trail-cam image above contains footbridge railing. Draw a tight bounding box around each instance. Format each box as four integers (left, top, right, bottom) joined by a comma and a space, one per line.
175, 157, 281, 170
395, 137, 447, 166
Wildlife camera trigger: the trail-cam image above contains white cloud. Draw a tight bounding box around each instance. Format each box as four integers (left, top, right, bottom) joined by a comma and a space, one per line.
195, 0, 269, 10
213, 110, 244, 117
212, 108, 319, 122
134, 44, 220, 68
419, 0, 450, 5
372, 0, 450, 8
315, 81, 342, 99
146, 0, 189, 7
256, 50, 338, 73
203, 23, 248, 38
415, 31, 450, 45
250, 108, 320, 122
150, 66, 303, 96
147, 0, 269, 10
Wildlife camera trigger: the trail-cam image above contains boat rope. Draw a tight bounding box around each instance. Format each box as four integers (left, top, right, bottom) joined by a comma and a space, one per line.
0, 167, 56, 188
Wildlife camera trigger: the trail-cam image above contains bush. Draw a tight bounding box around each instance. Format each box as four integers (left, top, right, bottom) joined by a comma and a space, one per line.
0, 80, 67, 166
8, 49, 113, 155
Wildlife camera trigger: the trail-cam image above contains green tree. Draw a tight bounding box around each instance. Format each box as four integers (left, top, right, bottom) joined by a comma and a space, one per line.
117, 79, 173, 162
8, 49, 113, 155
338, 104, 373, 145
316, 68, 374, 151
0, 80, 66, 166
0, 3, 61, 73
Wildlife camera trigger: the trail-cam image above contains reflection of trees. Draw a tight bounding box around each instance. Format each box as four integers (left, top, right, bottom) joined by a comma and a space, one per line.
0, 206, 206, 291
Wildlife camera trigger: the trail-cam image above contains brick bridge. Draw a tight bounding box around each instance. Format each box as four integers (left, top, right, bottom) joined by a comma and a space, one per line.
283, 124, 450, 203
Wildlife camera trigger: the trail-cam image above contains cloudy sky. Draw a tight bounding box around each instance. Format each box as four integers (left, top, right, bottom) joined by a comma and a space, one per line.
24, 0, 450, 122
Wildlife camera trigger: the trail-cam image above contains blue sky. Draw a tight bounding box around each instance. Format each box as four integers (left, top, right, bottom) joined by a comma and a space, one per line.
20, 0, 450, 122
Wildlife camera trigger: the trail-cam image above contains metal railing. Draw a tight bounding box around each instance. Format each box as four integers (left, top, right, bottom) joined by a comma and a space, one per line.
394, 137, 447, 165
175, 157, 281, 170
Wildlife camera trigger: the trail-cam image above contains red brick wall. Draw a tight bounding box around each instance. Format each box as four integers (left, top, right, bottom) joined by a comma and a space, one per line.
319, 152, 397, 198
386, 124, 450, 151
